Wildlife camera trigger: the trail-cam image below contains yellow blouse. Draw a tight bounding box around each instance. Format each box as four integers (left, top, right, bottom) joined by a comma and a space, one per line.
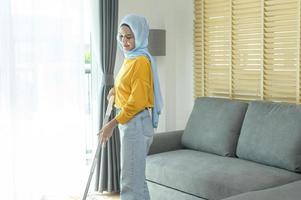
114, 55, 154, 124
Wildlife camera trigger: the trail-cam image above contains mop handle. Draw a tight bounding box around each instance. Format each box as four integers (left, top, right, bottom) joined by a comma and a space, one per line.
82, 95, 115, 200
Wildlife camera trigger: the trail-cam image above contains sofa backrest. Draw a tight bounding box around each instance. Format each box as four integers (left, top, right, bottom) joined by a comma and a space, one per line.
236, 101, 301, 172
181, 97, 248, 156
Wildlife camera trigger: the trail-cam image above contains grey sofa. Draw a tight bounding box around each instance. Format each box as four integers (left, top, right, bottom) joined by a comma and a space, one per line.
146, 97, 301, 200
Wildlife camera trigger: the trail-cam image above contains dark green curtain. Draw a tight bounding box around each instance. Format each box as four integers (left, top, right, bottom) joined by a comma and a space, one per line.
92, 0, 120, 193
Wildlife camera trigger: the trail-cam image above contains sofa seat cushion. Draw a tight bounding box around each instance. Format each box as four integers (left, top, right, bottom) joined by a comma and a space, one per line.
182, 97, 248, 157
146, 150, 301, 200
148, 181, 206, 200
237, 101, 301, 172
222, 180, 301, 200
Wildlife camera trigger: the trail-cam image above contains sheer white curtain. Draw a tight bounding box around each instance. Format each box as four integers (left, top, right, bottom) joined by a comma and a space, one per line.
0, 0, 88, 199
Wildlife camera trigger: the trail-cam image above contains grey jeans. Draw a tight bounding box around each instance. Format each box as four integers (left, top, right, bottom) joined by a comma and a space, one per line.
118, 109, 154, 200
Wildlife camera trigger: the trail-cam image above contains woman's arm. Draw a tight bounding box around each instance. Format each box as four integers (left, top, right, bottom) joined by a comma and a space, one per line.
99, 118, 118, 145
107, 87, 115, 100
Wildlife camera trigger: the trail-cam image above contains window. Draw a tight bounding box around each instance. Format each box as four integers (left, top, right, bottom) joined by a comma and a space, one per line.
194, 0, 301, 103
83, 0, 93, 164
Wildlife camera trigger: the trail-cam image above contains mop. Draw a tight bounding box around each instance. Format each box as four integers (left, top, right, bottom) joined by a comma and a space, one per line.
82, 96, 115, 200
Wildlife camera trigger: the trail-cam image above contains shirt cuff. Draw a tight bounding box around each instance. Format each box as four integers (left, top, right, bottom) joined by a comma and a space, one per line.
115, 111, 128, 124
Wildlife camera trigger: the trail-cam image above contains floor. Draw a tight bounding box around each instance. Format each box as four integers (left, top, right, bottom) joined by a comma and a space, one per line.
43, 192, 120, 200
86, 192, 120, 200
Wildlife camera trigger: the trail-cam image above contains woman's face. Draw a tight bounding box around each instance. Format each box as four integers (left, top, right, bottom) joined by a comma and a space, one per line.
118, 25, 135, 52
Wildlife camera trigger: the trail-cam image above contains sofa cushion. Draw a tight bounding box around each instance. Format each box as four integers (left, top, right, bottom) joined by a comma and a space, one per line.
222, 180, 301, 200
148, 181, 206, 200
146, 150, 301, 200
181, 97, 248, 156
236, 101, 301, 172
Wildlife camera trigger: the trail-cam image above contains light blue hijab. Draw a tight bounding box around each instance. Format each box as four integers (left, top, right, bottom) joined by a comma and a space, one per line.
117, 14, 163, 128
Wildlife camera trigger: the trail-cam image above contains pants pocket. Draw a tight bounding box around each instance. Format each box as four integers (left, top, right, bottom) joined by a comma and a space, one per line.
118, 118, 138, 140
141, 115, 154, 137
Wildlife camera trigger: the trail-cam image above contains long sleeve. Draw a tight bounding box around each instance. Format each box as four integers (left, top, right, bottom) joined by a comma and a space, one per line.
114, 56, 154, 124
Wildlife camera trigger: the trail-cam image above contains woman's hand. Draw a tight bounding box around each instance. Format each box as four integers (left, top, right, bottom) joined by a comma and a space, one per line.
107, 87, 115, 101
98, 118, 118, 145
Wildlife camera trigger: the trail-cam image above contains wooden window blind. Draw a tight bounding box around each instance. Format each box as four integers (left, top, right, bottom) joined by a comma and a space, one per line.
204, 0, 231, 98
194, 0, 203, 98
232, 0, 262, 100
194, 0, 301, 103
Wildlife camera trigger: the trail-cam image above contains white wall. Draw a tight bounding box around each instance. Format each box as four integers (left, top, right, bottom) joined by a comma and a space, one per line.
117, 0, 194, 132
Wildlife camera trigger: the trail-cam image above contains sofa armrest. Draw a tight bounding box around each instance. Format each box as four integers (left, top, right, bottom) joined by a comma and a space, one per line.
148, 130, 184, 155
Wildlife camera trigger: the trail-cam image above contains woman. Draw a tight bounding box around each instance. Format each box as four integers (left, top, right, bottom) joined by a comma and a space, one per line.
98, 14, 163, 200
